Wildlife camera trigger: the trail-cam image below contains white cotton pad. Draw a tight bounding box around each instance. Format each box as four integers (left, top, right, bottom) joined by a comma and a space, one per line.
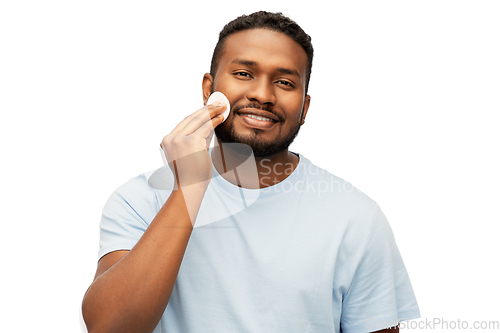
207, 91, 230, 122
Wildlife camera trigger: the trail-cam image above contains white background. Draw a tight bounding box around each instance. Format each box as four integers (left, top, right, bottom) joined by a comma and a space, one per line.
1, 1, 499, 332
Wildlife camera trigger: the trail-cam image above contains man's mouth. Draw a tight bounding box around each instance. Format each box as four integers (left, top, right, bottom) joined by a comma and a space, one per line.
238, 112, 278, 129
241, 114, 276, 122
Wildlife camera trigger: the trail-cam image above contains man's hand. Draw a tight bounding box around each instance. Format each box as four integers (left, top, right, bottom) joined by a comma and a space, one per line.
161, 102, 226, 190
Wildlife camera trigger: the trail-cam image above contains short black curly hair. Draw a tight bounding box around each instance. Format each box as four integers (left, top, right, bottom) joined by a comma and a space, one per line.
210, 11, 314, 93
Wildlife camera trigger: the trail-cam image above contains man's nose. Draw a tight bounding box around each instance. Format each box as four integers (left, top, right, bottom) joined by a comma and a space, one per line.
246, 77, 276, 106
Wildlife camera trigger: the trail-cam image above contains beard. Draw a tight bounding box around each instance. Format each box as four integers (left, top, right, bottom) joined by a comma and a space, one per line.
215, 104, 303, 158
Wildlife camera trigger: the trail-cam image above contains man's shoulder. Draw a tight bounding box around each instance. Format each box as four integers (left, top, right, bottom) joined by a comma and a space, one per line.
298, 154, 347, 182
107, 168, 164, 206
298, 154, 375, 205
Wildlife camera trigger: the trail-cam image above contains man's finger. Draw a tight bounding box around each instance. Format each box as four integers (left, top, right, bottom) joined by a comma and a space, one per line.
191, 113, 225, 141
170, 103, 226, 137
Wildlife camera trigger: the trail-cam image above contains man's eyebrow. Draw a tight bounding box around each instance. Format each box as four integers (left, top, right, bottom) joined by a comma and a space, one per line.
231, 58, 301, 77
276, 67, 300, 77
231, 58, 257, 67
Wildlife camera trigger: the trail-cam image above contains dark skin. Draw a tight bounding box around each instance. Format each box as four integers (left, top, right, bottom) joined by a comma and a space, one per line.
81, 28, 399, 333
203, 29, 311, 188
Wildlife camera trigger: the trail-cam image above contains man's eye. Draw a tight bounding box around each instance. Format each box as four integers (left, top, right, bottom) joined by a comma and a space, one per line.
235, 72, 251, 78
277, 80, 294, 87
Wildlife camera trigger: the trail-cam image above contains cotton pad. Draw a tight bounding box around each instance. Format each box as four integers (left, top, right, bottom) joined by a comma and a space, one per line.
207, 91, 230, 122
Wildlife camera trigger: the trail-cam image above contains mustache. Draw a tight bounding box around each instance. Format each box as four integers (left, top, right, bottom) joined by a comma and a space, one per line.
232, 103, 282, 121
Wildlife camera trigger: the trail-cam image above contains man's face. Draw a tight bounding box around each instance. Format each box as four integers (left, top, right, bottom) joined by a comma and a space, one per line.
204, 28, 311, 157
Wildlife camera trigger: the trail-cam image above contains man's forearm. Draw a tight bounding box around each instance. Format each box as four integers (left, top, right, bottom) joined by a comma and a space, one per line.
82, 188, 203, 333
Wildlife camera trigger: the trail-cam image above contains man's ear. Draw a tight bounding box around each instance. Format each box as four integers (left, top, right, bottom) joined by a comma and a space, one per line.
202, 73, 213, 106
301, 95, 311, 124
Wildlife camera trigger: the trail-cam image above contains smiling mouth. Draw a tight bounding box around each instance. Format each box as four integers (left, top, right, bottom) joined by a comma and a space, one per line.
241, 114, 276, 122
238, 113, 278, 129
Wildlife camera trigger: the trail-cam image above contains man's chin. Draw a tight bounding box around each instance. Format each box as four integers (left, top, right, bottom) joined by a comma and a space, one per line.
214, 134, 296, 158
214, 134, 271, 157
214, 118, 301, 158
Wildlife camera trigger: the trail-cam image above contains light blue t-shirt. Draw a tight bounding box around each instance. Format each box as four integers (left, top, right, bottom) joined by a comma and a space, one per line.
99, 154, 420, 332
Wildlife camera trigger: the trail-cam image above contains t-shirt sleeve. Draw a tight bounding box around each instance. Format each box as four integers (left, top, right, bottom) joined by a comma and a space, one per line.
340, 205, 420, 333
98, 174, 160, 260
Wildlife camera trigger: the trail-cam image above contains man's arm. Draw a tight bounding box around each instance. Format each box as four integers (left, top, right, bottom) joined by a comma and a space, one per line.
81, 103, 226, 333
82, 189, 196, 333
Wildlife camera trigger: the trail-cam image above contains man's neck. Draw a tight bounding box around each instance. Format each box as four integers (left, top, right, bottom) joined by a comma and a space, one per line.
211, 141, 299, 189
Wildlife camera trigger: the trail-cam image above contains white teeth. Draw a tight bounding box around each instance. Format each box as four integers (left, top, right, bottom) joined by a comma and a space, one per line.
245, 114, 273, 122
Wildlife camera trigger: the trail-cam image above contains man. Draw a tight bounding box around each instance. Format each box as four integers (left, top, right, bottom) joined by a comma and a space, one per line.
82, 11, 419, 333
